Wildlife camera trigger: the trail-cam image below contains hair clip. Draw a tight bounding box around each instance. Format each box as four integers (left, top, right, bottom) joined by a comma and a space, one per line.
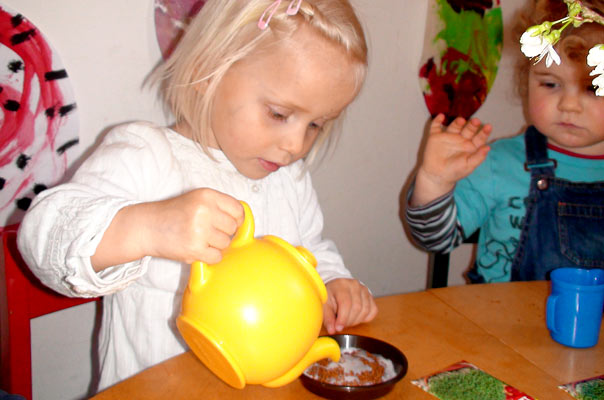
258, 0, 303, 30
286, 0, 302, 15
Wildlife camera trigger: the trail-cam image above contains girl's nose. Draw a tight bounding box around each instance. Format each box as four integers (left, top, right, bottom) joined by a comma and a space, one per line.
279, 126, 307, 156
558, 90, 582, 113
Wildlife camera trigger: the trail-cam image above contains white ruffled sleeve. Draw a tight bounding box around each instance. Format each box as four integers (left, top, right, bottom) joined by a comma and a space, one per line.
16, 122, 176, 297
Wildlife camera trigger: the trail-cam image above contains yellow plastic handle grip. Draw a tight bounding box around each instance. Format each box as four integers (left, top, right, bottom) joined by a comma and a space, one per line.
230, 201, 255, 249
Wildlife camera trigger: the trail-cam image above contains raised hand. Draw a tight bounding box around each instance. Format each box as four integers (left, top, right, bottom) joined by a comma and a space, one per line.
411, 114, 491, 206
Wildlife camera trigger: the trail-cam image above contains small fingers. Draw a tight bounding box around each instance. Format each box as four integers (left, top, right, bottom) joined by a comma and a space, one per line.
429, 114, 466, 135
333, 293, 351, 333
429, 113, 447, 135
327, 279, 377, 332
213, 210, 241, 237
361, 288, 378, 323
458, 118, 483, 140
206, 227, 232, 251
430, 114, 476, 138
217, 196, 245, 226
189, 245, 223, 265
322, 296, 338, 334
446, 117, 468, 134
466, 145, 491, 170
471, 123, 492, 147
348, 285, 377, 326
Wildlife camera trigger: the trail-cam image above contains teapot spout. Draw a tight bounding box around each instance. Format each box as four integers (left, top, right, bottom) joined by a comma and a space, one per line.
262, 336, 341, 388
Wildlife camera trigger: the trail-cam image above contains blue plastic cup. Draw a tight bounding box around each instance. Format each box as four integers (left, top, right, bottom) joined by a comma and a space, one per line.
546, 268, 604, 348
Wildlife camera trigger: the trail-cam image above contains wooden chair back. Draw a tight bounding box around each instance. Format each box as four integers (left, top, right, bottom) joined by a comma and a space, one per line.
0, 224, 99, 399
428, 230, 480, 288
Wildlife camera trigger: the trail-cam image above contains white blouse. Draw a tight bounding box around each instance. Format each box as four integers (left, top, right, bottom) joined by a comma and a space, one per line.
17, 121, 352, 391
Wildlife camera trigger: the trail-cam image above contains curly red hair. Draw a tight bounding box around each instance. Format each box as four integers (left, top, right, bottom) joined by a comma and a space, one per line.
513, 0, 604, 99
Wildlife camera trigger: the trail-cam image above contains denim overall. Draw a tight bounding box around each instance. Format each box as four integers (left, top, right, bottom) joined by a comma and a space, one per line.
510, 126, 604, 281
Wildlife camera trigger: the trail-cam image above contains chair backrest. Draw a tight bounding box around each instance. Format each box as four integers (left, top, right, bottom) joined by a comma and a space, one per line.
0, 223, 99, 400
427, 229, 480, 288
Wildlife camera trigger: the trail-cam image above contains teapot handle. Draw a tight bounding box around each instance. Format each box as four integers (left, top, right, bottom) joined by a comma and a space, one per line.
189, 201, 253, 292
230, 201, 255, 248
262, 336, 341, 388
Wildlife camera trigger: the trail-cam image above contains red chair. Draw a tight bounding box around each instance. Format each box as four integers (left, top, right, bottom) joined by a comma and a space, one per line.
0, 223, 100, 400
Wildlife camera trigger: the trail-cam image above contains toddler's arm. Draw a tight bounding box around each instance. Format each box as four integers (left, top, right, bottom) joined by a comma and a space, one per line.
410, 114, 491, 207
405, 185, 465, 253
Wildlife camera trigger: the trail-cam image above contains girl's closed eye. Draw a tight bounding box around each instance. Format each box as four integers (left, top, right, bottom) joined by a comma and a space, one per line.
267, 105, 293, 123
540, 80, 559, 89
308, 121, 322, 131
269, 108, 287, 121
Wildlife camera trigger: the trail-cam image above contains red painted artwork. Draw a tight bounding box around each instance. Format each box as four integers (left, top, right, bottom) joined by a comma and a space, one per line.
419, 47, 488, 123
0, 4, 80, 228
419, 0, 503, 123
154, 0, 206, 59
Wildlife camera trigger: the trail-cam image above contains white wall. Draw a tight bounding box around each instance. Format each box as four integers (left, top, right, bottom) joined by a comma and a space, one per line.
3, 0, 525, 399
313, 0, 526, 291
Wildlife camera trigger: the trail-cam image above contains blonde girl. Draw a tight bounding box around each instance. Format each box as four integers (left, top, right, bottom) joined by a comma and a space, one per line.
18, 0, 377, 391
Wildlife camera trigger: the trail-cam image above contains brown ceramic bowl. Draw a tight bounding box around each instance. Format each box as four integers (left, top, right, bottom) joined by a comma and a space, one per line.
299, 334, 408, 400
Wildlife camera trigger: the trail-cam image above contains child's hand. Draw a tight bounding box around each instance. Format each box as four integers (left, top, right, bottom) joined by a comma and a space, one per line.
91, 188, 244, 270
147, 188, 244, 265
322, 278, 378, 334
411, 114, 492, 206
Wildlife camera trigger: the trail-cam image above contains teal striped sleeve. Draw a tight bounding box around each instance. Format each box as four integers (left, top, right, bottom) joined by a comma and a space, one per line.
405, 181, 463, 253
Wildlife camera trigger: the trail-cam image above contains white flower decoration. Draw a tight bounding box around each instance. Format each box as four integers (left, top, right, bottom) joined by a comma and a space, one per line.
519, 2, 604, 95
587, 44, 604, 75
541, 42, 561, 67
520, 27, 545, 57
587, 45, 604, 96
592, 71, 604, 96
520, 28, 561, 67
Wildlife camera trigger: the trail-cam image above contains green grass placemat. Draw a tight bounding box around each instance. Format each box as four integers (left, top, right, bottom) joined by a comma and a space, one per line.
559, 375, 604, 400
412, 360, 536, 400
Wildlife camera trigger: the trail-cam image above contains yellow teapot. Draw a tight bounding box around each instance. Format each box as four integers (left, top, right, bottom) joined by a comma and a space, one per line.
177, 202, 340, 389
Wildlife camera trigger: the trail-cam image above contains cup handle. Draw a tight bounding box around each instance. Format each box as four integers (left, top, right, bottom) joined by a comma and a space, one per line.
546, 295, 558, 334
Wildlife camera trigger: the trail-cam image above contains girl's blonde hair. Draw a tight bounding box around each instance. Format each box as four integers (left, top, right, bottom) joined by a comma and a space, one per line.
513, 0, 604, 99
151, 0, 367, 167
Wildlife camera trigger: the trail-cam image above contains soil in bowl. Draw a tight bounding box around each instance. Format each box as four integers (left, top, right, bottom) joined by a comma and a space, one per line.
300, 334, 407, 400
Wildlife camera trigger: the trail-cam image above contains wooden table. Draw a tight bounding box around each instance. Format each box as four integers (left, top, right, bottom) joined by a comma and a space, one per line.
92, 281, 604, 399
